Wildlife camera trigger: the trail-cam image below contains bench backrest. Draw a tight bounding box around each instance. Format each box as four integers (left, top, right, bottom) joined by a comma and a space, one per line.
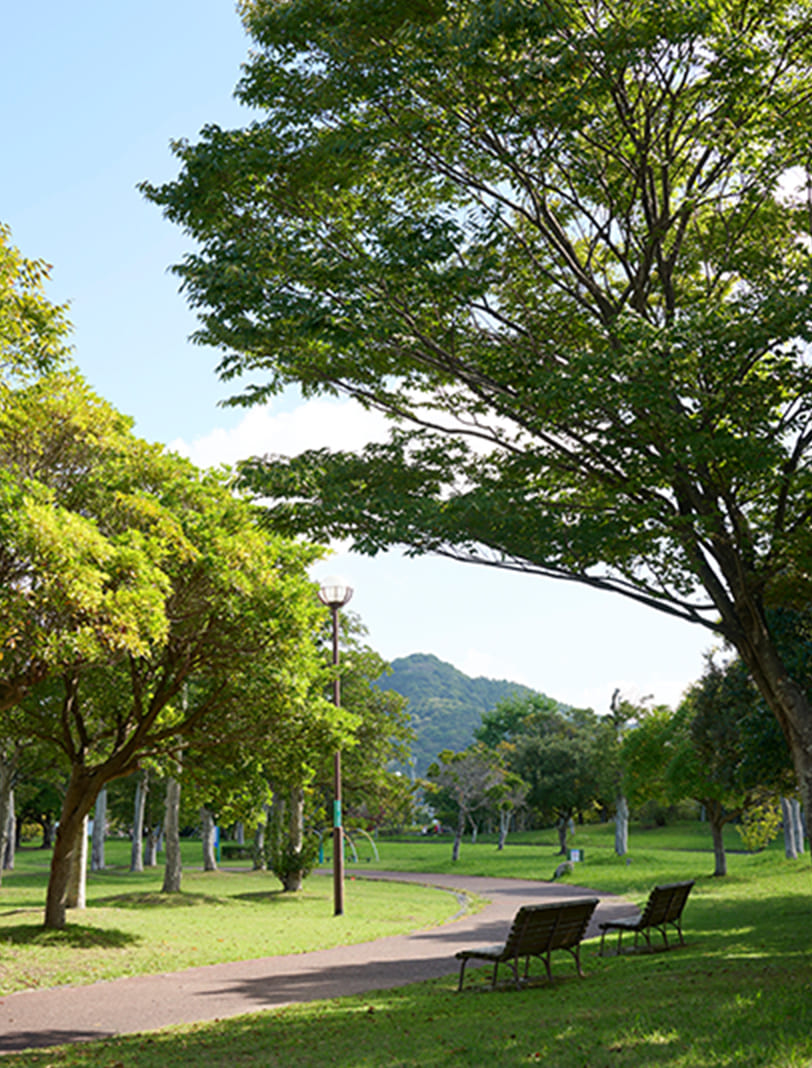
640, 881, 695, 926
502, 898, 598, 958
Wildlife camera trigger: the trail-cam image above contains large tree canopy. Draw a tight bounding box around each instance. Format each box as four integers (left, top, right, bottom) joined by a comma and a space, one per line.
144, 0, 812, 839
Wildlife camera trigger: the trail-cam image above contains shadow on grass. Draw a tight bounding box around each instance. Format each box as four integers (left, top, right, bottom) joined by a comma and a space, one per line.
92, 891, 227, 909
0, 922, 138, 949
231, 890, 315, 905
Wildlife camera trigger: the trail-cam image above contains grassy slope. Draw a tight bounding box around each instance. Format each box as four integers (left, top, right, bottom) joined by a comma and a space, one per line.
1, 823, 811, 1067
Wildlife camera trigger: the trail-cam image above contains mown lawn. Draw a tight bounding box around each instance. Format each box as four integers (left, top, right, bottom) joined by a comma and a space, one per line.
1, 823, 810, 1067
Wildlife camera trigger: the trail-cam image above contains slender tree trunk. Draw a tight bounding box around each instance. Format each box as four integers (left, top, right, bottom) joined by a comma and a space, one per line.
145, 825, 160, 867
451, 808, 464, 862
3, 788, 15, 870
497, 808, 510, 850
0, 751, 16, 885
66, 815, 88, 909
253, 806, 268, 870
782, 797, 798, 860
91, 788, 107, 871
791, 799, 805, 855
706, 801, 728, 877
201, 807, 217, 870
615, 794, 629, 857
161, 774, 182, 894
234, 821, 245, 846
131, 771, 148, 873
42, 817, 56, 849
556, 818, 568, 856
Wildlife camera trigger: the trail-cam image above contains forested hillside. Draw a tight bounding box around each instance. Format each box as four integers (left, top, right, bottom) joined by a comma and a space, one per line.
378, 653, 542, 776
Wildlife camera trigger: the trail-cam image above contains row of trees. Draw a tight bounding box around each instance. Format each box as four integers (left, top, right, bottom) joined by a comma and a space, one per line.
427, 646, 805, 876
0, 225, 413, 927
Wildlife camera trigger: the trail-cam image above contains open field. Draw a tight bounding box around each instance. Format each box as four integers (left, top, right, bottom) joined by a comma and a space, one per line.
1, 823, 811, 1067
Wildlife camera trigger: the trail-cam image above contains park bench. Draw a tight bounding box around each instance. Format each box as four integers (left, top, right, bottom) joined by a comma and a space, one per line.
598, 880, 695, 955
455, 897, 599, 991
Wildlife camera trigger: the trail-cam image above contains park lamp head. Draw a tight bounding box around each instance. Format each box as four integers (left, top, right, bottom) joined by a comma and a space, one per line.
317, 575, 354, 610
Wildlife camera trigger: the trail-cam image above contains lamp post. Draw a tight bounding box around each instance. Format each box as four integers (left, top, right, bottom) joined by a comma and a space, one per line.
317, 575, 353, 916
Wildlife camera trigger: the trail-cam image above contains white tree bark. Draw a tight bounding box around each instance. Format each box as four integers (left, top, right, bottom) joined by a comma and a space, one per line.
782, 797, 798, 859
66, 815, 88, 909
161, 774, 182, 893
131, 771, 148, 872
91, 788, 107, 871
0, 750, 16, 883
201, 807, 217, 871
792, 799, 805, 855
615, 795, 629, 857
145, 825, 160, 867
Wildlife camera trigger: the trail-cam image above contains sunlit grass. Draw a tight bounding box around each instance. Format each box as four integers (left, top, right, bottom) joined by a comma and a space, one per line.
1, 824, 811, 1067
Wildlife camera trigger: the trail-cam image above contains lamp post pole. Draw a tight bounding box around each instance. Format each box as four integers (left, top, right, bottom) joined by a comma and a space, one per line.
317, 577, 353, 917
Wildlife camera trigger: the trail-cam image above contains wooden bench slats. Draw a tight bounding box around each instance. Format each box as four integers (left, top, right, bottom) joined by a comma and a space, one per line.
598, 880, 694, 955
456, 897, 599, 991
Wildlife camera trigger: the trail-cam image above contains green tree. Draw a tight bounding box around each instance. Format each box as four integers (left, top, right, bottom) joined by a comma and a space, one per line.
1, 371, 329, 926
621, 703, 678, 825
669, 656, 794, 875
506, 704, 612, 852
145, 0, 812, 845
426, 745, 501, 861
0, 223, 70, 387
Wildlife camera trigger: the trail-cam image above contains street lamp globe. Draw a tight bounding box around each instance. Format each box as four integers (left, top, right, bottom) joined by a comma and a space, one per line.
317, 575, 354, 610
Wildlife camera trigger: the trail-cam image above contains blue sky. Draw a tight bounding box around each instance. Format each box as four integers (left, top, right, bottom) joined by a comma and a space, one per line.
2, 1, 712, 711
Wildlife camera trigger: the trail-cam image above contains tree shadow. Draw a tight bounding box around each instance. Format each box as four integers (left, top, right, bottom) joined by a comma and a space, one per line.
0, 922, 138, 949
93, 891, 225, 909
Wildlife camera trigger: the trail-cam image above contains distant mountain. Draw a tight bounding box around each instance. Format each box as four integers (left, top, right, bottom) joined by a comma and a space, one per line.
377, 653, 541, 776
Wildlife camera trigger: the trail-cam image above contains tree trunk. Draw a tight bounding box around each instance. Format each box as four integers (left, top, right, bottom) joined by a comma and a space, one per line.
234, 821, 245, 846
615, 794, 629, 857
281, 786, 305, 891
253, 807, 268, 870
145, 825, 160, 867
707, 801, 728, 877
42, 818, 56, 849
66, 815, 88, 909
45, 766, 102, 929
201, 807, 217, 871
0, 751, 16, 885
497, 808, 510, 850
451, 808, 464, 862
556, 818, 568, 856
3, 788, 15, 870
91, 788, 107, 871
161, 774, 182, 894
782, 797, 798, 860
131, 771, 148, 873
791, 799, 805, 855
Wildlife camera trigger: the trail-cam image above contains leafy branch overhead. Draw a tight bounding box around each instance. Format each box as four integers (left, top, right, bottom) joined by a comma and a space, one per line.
143, 1, 812, 849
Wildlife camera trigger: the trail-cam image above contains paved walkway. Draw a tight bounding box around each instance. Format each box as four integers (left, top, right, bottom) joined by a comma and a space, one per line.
0, 872, 634, 1055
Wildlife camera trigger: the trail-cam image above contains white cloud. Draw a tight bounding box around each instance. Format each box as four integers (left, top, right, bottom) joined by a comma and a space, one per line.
169, 397, 391, 470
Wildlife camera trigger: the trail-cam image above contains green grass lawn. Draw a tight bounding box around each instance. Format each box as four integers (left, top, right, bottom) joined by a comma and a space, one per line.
1, 823, 811, 1067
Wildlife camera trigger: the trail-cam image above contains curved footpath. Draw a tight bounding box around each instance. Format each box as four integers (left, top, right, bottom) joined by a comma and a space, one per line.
0, 872, 635, 1055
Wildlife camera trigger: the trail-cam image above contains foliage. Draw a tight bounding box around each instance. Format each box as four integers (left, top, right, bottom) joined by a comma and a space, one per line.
0, 368, 336, 926
0, 223, 70, 387
144, 0, 812, 836
737, 799, 783, 853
